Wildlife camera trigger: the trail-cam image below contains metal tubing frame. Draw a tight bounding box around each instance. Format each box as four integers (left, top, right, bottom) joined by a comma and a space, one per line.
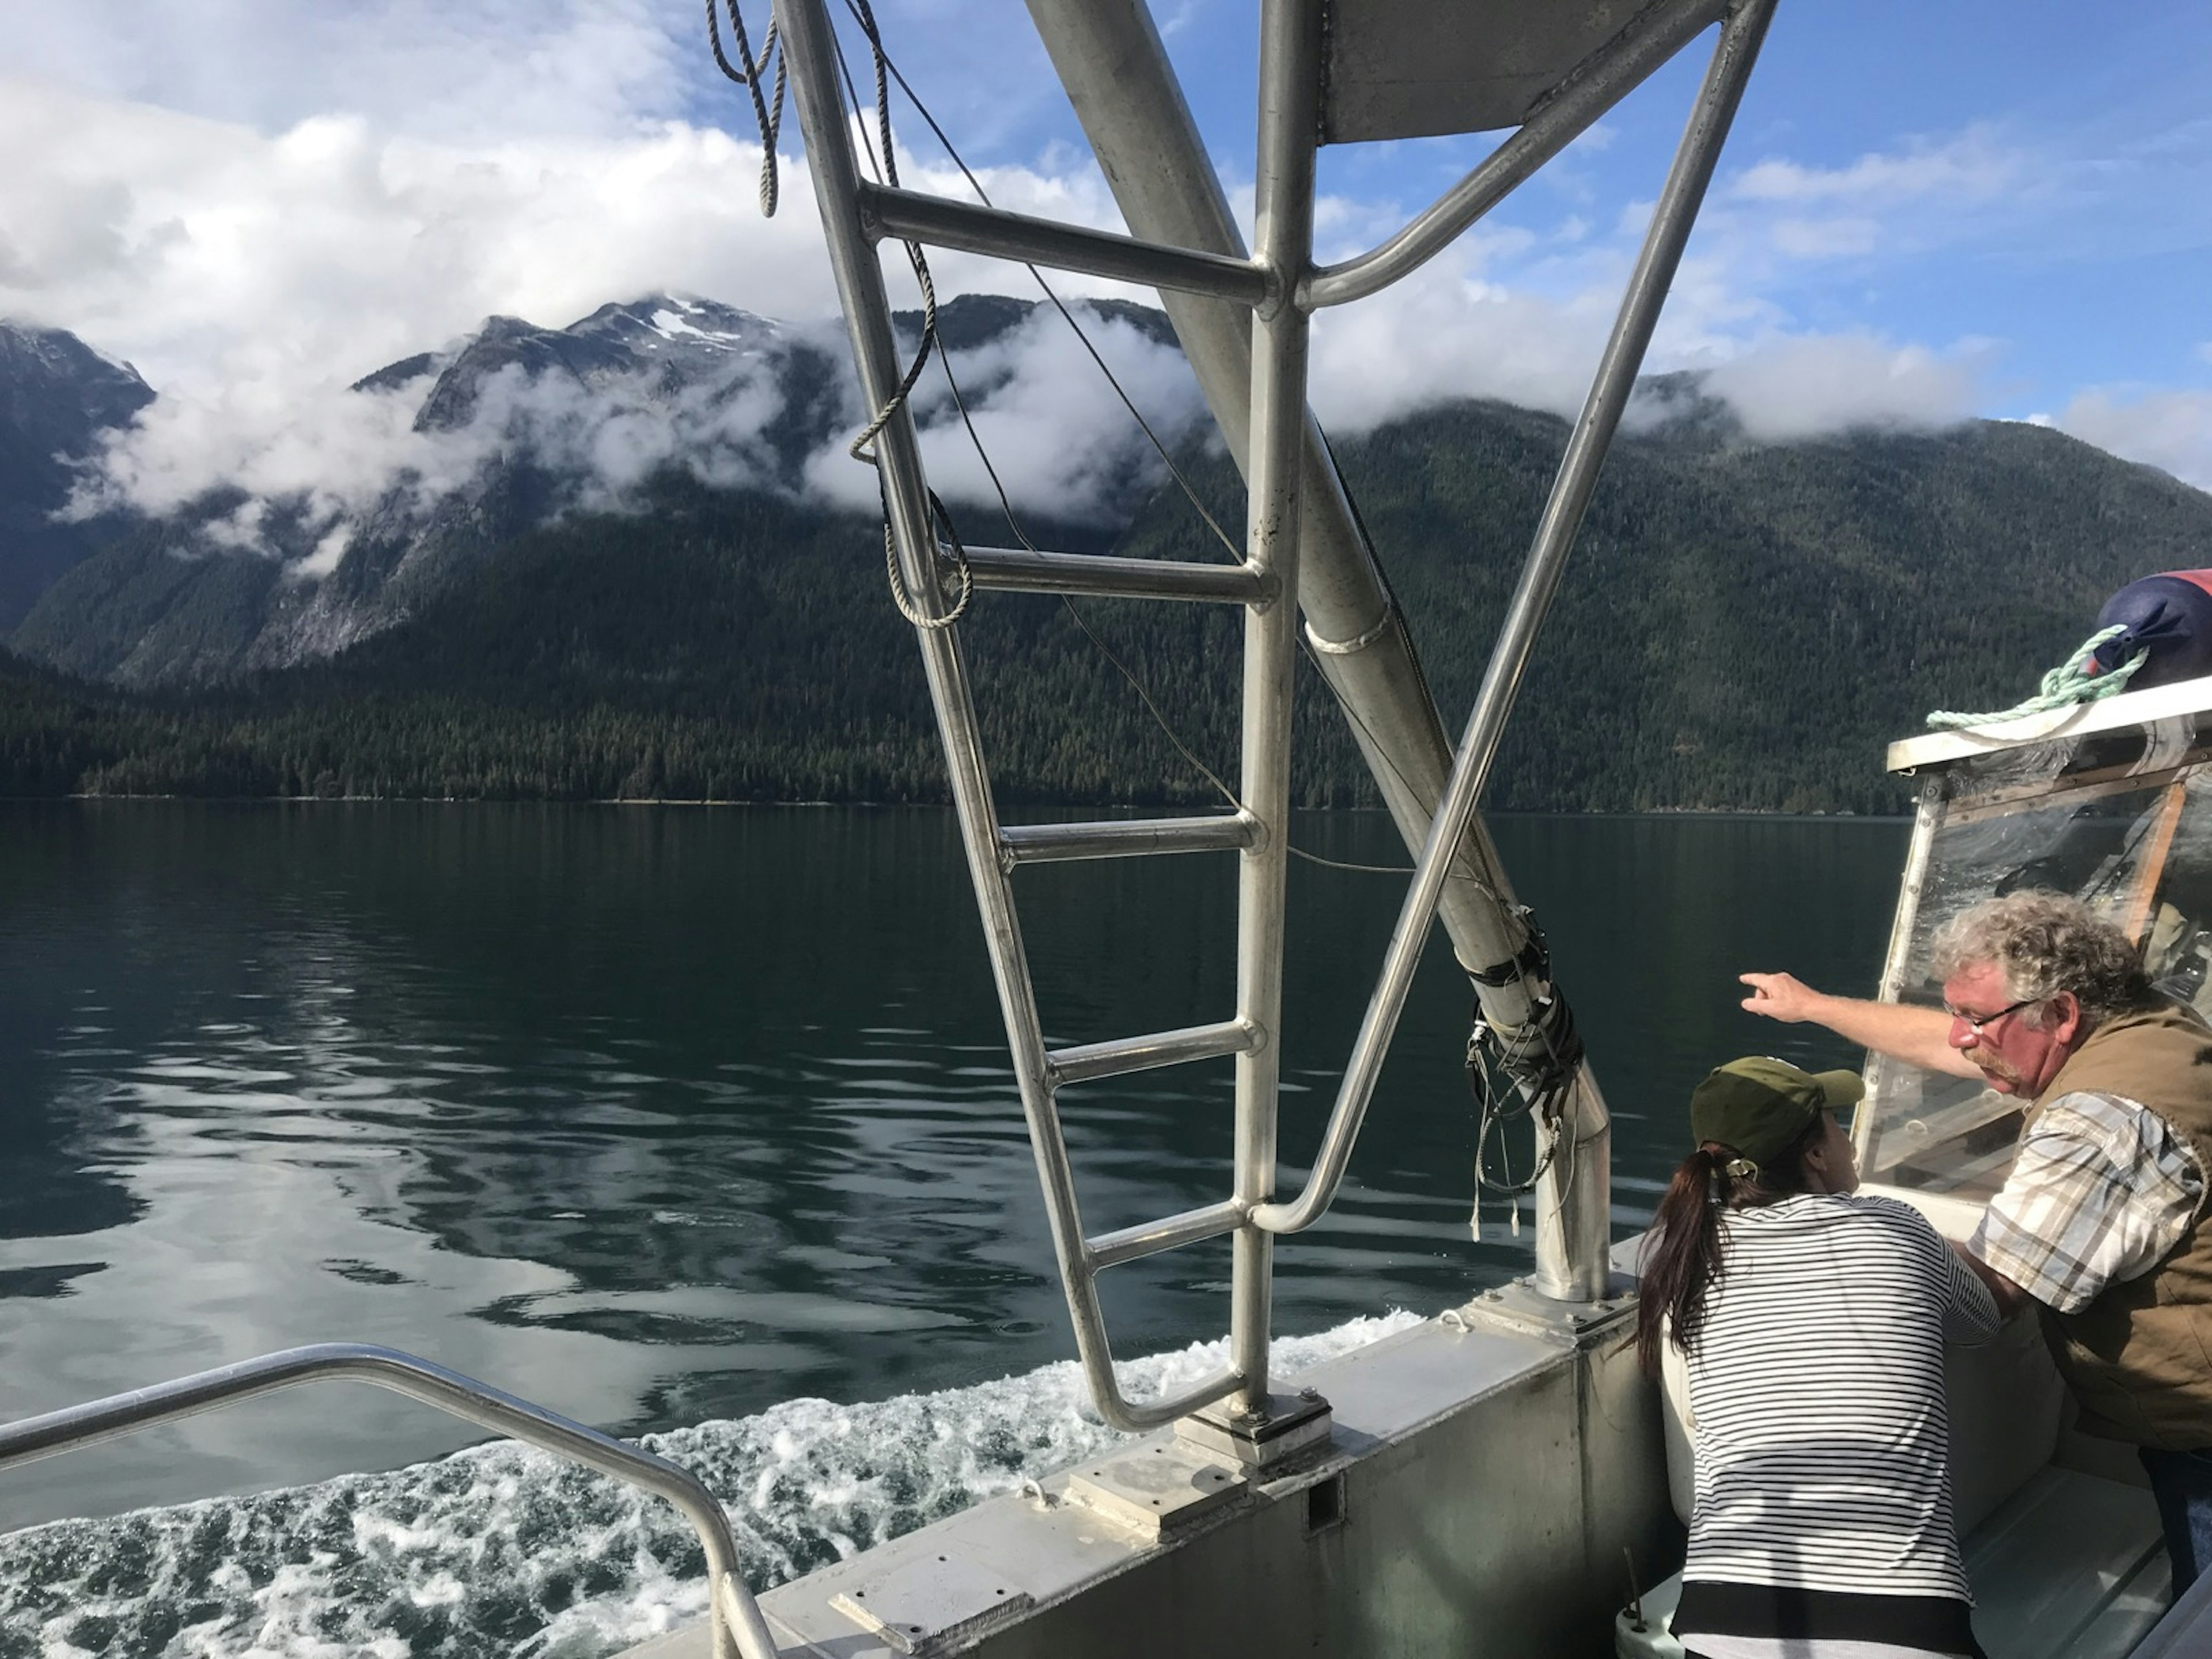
1088, 1199, 1245, 1270
1249, 0, 1779, 1272
1048, 1017, 1259, 1084
1024, 0, 1546, 1000
1298, 0, 1725, 310
1228, 0, 1321, 1416
859, 181, 1271, 306
0, 1343, 777, 1659
999, 814, 1257, 867
963, 544, 1268, 604
782, 0, 1776, 1428
777, 0, 1235, 1432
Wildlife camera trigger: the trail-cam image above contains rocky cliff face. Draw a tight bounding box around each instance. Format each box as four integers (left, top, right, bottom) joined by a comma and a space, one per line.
7, 295, 849, 685
0, 323, 155, 631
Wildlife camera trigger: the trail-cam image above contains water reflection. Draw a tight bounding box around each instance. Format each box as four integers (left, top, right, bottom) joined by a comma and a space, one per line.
0, 802, 1905, 1528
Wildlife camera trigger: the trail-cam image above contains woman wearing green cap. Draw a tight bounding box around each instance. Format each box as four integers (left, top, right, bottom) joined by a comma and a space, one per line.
1636, 1056, 2001, 1659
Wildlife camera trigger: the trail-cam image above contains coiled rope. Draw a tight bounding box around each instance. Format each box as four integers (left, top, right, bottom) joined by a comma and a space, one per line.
705, 0, 786, 217
1925, 624, 2151, 729
709, 0, 971, 627
1462, 906, 1586, 1238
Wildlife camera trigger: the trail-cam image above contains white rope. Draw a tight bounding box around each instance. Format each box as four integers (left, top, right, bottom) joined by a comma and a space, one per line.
1926, 624, 2152, 729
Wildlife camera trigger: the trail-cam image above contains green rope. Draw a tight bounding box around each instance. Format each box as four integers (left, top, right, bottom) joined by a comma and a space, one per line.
1926, 624, 2152, 729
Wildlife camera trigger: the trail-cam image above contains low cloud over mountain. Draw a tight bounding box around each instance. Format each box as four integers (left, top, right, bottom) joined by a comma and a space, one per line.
58, 290, 1205, 570
2, 293, 1208, 681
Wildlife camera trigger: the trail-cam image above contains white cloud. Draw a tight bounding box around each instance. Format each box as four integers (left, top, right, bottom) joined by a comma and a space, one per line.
1767, 217, 1881, 260
804, 305, 1205, 524
0, 81, 841, 407
73, 375, 442, 529
1, 73, 1186, 552
1306, 259, 1612, 432
6, 34, 2183, 560
1728, 128, 2021, 207
7, 0, 692, 145
1698, 334, 1985, 441
2056, 388, 2212, 492
287, 525, 355, 585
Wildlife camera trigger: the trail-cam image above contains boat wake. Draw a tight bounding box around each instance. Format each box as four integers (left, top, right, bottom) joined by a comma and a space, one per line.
0, 1312, 1419, 1658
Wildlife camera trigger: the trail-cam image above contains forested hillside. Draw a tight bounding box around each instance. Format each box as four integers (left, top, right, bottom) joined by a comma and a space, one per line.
6, 394, 2208, 813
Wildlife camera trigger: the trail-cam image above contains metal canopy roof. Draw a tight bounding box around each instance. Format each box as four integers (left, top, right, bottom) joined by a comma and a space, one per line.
1321, 0, 1705, 143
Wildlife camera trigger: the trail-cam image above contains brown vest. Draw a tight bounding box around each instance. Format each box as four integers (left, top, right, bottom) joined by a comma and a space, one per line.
2035, 999, 2212, 1447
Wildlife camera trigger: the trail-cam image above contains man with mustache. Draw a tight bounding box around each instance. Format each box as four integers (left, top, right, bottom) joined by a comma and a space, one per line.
1741, 889, 2212, 1593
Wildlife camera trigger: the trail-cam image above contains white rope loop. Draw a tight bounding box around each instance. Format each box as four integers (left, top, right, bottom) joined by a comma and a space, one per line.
706, 0, 786, 217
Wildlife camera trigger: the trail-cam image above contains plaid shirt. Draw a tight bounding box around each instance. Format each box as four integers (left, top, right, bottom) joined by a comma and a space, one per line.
1970, 1089, 2206, 1314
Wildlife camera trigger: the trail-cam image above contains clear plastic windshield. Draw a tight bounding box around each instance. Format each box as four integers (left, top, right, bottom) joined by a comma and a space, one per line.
1861, 718, 2212, 1202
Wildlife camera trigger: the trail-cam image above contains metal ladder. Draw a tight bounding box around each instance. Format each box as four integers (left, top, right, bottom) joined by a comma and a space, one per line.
772, 0, 1778, 1441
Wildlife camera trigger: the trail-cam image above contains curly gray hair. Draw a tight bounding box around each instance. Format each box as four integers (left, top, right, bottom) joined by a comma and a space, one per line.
1929, 890, 2150, 1029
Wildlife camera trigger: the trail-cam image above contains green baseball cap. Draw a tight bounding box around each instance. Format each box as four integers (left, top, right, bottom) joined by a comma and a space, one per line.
1689, 1055, 1862, 1172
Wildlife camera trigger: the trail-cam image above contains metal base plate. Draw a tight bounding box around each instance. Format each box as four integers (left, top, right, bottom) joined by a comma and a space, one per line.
830, 1550, 1036, 1655
1441, 1272, 1637, 1349
1063, 1442, 1246, 1544
1174, 1388, 1334, 1470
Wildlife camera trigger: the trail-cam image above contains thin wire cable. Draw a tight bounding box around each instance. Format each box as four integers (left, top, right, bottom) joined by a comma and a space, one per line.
840, 0, 1244, 563
932, 302, 1408, 876
848, 12, 1423, 874
820, 18, 969, 627
861, 13, 1450, 844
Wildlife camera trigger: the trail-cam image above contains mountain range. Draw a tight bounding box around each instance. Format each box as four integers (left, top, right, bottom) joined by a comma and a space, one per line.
5, 294, 2211, 813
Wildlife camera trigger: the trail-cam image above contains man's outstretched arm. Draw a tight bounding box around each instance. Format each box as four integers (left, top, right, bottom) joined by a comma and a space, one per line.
1738, 971, 1981, 1080
1953, 1238, 2032, 1319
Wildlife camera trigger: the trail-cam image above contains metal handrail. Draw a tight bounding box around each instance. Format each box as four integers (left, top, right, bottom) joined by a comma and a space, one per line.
0, 1343, 779, 1659
1296, 0, 1725, 310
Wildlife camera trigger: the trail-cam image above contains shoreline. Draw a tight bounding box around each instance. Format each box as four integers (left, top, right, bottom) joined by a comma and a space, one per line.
2, 795, 1915, 823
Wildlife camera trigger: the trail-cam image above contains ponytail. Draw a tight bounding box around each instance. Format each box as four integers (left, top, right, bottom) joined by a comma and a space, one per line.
1635, 1146, 1728, 1377
1633, 1112, 1831, 1377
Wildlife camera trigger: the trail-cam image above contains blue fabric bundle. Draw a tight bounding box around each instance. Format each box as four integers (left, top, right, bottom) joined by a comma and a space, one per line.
2093, 571, 2212, 689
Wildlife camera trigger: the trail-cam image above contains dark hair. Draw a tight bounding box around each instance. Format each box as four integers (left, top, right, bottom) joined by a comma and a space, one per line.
1634, 1110, 1831, 1377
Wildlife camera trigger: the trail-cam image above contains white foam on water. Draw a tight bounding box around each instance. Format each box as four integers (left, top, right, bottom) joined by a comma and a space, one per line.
0, 1312, 1421, 1658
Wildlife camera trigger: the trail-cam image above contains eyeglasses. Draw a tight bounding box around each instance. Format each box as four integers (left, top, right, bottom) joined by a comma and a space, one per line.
1942, 995, 2039, 1035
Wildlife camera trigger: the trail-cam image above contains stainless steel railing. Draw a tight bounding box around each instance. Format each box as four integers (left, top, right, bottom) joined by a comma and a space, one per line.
0, 1343, 779, 1659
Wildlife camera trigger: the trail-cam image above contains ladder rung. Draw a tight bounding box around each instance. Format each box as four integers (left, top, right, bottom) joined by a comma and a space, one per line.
964, 546, 1267, 605
1000, 815, 1256, 866
1086, 1199, 1244, 1270
858, 181, 1271, 306
1048, 1018, 1258, 1086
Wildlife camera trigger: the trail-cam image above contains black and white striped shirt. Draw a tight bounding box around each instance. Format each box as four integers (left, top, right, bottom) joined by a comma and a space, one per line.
1683, 1193, 2001, 1605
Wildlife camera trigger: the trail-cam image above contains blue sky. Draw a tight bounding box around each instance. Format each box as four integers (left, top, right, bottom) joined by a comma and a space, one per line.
5, 0, 2210, 510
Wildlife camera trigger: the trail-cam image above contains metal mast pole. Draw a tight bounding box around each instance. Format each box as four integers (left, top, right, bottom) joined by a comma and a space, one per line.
1227, 0, 1320, 1418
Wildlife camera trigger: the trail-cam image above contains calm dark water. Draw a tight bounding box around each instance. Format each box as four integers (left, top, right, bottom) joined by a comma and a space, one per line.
0, 802, 1906, 1534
